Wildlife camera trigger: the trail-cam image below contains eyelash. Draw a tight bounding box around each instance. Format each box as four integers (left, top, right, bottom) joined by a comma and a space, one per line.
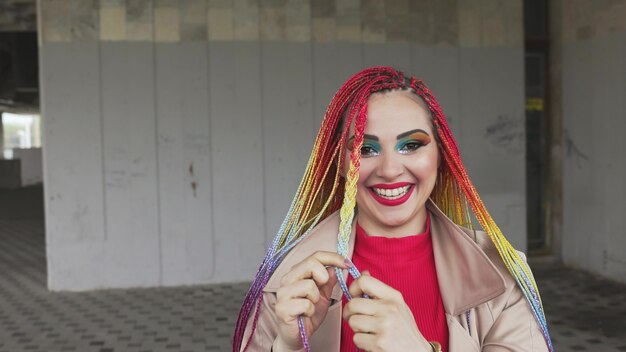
361, 144, 380, 157
397, 141, 424, 154
358, 140, 424, 157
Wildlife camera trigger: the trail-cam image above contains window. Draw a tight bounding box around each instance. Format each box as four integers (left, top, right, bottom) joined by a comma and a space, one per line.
1, 112, 41, 159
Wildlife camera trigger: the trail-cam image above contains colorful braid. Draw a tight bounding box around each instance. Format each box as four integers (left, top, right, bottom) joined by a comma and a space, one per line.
233, 67, 553, 352
411, 80, 553, 350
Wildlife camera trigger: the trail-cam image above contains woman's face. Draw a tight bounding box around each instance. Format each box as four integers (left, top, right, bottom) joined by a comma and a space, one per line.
345, 90, 439, 236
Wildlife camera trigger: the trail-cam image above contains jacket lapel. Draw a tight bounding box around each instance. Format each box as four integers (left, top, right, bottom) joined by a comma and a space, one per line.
447, 314, 481, 352
426, 200, 506, 316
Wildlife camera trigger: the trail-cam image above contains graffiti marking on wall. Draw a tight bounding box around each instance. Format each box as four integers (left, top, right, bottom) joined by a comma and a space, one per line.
485, 114, 523, 155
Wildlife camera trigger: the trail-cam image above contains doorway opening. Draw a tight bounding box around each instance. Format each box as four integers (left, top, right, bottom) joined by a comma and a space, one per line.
524, 0, 551, 254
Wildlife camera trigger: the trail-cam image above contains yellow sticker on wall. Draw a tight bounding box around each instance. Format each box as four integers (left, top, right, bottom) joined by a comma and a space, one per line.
526, 98, 544, 111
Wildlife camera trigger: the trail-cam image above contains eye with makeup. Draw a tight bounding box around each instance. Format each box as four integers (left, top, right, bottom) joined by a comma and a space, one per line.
360, 141, 381, 157
346, 130, 430, 157
347, 137, 381, 158
396, 140, 424, 154
396, 130, 431, 155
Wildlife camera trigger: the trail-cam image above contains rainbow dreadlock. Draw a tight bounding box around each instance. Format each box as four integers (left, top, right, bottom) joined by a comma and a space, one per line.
233, 67, 553, 352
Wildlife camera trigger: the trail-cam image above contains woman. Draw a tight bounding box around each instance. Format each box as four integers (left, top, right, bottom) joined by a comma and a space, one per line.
233, 67, 552, 351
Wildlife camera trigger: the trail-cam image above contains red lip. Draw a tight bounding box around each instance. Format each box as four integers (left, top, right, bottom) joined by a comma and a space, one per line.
368, 184, 415, 206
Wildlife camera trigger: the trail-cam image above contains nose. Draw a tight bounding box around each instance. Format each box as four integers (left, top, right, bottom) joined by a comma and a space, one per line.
375, 152, 404, 180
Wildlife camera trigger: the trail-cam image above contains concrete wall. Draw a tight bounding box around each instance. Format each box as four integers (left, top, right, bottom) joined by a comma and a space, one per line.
39, 0, 527, 291
554, 0, 626, 283
0, 149, 42, 187
0, 159, 21, 188
0, 114, 3, 153
13, 147, 43, 185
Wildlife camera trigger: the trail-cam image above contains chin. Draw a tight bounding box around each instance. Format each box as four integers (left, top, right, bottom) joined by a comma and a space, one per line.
378, 207, 419, 226
357, 189, 425, 228
379, 215, 413, 228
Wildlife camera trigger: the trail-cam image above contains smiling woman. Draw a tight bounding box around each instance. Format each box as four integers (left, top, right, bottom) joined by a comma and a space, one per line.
233, 67, 553, 352
347, 92, 439, 238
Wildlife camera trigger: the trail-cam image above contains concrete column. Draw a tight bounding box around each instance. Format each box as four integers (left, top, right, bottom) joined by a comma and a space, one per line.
548, 0, 564, 261
0, 111, 4, 157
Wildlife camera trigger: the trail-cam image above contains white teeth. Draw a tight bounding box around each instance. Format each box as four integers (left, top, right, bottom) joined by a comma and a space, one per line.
372, 185, 411, 200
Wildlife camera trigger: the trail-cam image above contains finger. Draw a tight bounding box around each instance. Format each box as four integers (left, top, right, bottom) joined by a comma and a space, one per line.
343, 297, 383, 321
318, 266, 338, 299
345, 313, 379, 334
275, 298, 316, 322
281, 251, 349, 287
310, 251, 351, 269
276, 279, 320, 304
349, 274, 402, 301
280, 260, 328, 288
353, 332, 378, 351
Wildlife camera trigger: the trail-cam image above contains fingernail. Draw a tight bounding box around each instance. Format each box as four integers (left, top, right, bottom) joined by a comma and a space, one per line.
343, 258, 353, 268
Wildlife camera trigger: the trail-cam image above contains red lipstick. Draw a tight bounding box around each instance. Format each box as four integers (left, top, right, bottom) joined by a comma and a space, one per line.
368, 183, 415, 206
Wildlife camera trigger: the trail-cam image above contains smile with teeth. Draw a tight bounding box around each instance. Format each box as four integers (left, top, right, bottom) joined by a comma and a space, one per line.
371, 185, 412, 200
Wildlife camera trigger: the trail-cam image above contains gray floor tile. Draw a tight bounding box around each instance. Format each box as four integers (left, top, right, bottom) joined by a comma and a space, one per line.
1, 185, 625, 351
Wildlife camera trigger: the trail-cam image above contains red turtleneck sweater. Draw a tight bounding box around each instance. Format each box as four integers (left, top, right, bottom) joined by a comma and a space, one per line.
340, 215, 449, 352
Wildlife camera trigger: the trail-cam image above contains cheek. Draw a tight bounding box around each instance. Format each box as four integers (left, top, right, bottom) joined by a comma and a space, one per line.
409, 151, 439, 181
356, 159, 377, 187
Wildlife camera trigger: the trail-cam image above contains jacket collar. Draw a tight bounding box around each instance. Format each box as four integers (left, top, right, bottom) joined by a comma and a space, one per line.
264, 200, 506, 316
426, 200, 506, 315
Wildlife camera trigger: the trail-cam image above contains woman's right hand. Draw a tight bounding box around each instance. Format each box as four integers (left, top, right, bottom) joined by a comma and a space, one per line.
274, 251, 350, 351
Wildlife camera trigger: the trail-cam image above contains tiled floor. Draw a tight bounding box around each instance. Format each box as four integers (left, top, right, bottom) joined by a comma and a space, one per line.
534, 264, 626, 351
1, 185, 625, 351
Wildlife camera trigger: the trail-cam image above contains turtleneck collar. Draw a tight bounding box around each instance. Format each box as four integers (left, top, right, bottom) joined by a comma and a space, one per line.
354, 214, 431, 262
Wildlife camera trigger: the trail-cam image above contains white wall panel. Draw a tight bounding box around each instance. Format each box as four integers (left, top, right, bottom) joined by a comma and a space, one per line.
208, 42, 265, 282
41, 43, 106, 291
260, 42, 314, 242
155, 42, 213, 285
411, 47, 461, 135
563, 33, 626, 282
592, 34, 626, 279
607, 34, 626, 279
563, 40, 597, 270
458, 47, 527, 250
101, 42, 161, 287
362, 43, 412, 73
312, 42, 363, 128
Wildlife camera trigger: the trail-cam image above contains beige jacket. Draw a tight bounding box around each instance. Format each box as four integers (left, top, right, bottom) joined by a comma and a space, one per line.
240, 200, 549, 351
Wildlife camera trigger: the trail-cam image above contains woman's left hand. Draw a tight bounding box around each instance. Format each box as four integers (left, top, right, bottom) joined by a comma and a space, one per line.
343, 271, 434, 352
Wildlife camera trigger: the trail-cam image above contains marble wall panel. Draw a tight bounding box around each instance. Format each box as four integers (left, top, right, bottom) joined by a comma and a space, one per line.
0, 0, 36, 31
37, 0, 525, 46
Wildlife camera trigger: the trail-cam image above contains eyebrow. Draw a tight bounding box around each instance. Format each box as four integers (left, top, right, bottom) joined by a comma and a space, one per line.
396, 129, 429, 140
347, 134, 379, 143
347, 129, 429, 143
